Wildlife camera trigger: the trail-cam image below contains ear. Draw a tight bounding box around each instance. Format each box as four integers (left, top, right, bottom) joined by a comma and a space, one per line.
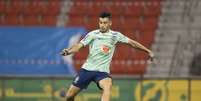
109, 21, 112, 26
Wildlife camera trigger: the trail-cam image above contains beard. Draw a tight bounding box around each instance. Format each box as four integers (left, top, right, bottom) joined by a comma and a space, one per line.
99, 27, 109, 33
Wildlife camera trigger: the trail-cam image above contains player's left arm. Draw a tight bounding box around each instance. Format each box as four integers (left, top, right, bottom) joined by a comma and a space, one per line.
127, 38, 154, 61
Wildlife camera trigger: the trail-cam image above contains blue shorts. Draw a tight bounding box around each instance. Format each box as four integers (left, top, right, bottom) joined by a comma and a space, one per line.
72, 68, 111, 90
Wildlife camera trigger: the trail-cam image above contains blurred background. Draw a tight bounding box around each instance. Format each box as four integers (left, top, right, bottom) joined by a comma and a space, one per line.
0, 0, 201, 101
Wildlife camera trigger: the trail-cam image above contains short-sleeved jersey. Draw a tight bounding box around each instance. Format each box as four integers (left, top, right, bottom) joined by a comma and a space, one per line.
80, 29, 129, 73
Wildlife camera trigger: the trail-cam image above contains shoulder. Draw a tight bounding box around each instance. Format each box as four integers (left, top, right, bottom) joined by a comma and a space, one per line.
88, 29, 99, 35
110, 30, 121, 35
110, 30, 124, 37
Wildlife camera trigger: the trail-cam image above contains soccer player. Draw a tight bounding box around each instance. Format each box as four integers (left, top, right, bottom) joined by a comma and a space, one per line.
61, 12, 154, 101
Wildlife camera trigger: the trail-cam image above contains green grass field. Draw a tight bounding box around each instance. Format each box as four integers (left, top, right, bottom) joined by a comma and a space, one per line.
0, 78, 201, 101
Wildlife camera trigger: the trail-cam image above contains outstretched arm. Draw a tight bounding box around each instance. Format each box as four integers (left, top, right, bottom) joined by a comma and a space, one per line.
127, 39, 154, 61
60, 43, 84, 56
60, 32, 94, 56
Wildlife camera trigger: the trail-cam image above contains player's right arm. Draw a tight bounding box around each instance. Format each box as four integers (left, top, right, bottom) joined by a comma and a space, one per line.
60, 43, 84, 56
61, 31, 94, 56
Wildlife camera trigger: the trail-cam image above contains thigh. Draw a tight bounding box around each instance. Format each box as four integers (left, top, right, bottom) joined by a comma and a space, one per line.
72, 69, 94, 89
94, 72, 112, 90
66, 84, 81, 97
98, 77, 112, 90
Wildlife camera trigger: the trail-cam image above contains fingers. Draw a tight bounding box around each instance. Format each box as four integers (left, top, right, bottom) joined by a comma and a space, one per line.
150, 57, 154, 62
149, 52, 154, 62
60, 51, 66, 56
60, 49, 69, 56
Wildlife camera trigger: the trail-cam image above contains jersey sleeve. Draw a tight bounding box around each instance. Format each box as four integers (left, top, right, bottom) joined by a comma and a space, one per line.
80, 32, 94, 46
117, 32, 129, 43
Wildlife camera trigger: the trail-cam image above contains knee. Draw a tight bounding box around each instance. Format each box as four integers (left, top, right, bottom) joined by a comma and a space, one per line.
102, 82, 112, 91
103, 86, 112, 92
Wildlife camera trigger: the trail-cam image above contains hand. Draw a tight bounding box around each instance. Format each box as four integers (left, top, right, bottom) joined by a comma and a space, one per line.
60, 48, 70, 56
148, 52, 154, 62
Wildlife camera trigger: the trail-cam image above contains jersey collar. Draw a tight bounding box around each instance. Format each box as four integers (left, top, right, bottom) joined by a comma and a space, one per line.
99, 29, 112, 35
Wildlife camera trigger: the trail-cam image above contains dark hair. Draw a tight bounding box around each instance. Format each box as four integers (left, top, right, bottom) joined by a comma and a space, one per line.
99, 12, 111, 19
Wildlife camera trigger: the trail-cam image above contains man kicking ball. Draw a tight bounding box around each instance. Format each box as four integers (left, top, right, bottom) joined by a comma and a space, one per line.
61, 12, 154, 101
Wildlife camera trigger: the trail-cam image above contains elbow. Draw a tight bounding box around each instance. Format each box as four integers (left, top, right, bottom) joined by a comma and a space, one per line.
71, 43, 83, 54
74, 46, 82, 53
128, 40, 137, 48
74, 48, 80, 53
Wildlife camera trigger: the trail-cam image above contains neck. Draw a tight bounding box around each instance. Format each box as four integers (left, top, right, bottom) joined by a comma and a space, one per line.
100, 29, 110, 33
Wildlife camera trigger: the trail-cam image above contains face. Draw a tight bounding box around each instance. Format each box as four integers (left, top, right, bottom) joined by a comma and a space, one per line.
99, 17, 112, 33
